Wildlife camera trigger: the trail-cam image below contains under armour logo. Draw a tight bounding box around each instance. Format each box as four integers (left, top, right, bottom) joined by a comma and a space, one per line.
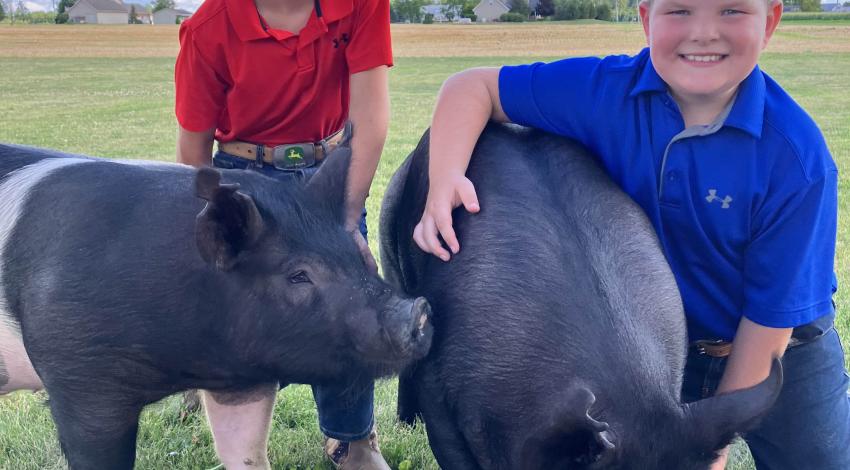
705, 189, 732, 209
332, 33, 350, 49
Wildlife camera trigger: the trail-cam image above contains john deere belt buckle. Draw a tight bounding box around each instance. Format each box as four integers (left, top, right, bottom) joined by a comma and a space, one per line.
272, 143, 315, 170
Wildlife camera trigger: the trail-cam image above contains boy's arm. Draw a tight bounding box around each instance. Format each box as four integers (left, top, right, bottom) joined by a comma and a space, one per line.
177, 125, 215, 168
717, 318, 791, 396
346, 65, 390, 272
413, 67, 509, 261
708, 318, 791, 469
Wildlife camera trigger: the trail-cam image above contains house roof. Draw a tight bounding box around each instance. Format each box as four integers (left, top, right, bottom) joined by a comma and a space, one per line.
474, 0, 510, 12
155, 7, 193, 15
80, 0, 129, 13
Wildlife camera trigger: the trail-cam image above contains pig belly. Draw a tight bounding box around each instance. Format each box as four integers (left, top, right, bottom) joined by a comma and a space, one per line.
0, 318, 43, 394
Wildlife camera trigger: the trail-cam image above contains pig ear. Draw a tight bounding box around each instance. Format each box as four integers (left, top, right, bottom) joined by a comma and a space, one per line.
194, 167, 265, 271
305, 122, 354, 224
683, 357, 783, 452
521, 385, 615, 469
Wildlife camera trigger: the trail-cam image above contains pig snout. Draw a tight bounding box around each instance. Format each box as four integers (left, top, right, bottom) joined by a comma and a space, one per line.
386, 296, 433, 361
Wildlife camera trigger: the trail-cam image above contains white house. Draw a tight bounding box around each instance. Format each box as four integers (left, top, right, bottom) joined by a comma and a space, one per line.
152, 7, 192, 24
473, 0, 509, 22
66, 0, 129, 24
472, 0, 538, 21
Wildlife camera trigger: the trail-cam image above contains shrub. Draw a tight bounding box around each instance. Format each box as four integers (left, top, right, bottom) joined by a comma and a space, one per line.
500, 11, 526, 21
423, 12, 434, 23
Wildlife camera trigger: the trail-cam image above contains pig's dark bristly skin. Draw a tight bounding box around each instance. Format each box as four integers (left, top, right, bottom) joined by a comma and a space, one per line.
380, 123, 782, 470
0, 142, 432, 469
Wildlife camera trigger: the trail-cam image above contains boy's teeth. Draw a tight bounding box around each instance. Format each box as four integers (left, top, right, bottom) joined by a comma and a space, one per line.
684, 54, 723, 62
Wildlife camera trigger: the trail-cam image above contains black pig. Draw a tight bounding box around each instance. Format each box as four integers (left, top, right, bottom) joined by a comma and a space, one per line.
0, 141, 432, 469
380, 123, 780, 470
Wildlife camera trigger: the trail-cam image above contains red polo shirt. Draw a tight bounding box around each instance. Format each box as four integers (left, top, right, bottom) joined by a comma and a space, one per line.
175, 0, 392, 146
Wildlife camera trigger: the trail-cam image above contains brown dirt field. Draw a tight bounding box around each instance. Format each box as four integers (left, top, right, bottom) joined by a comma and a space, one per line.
0, 23, 847, 59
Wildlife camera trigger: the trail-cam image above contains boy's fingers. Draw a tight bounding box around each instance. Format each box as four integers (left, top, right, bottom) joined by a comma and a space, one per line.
414, 216, 450, 261
413, 218, 428, 252
423, 218, 451, 261
413, 221, 427, 252
458, 179, 480, 213
435, 215, 459, 255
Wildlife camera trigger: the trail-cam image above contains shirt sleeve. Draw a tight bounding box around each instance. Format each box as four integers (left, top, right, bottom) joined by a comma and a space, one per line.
174, 24, 228, 132
743, 161, 838, 328
498, 56, 608, 142
345, 0, 393, 74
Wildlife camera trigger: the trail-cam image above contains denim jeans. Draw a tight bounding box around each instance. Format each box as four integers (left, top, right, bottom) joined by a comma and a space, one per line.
212, 150, 375, 441
682, 327, 850, 470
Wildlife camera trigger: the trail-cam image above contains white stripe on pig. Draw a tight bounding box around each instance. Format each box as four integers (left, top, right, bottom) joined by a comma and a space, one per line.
0, 157, 94, 394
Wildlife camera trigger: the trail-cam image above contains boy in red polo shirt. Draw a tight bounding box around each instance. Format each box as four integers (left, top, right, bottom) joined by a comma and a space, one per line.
174, 0, 392, 468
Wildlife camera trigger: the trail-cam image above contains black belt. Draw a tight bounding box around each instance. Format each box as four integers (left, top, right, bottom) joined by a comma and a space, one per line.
691, 327, 830, 358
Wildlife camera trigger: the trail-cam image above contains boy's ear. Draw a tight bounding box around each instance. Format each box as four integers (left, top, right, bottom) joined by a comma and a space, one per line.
762, 1, 783, 48
638, 1, 651, 43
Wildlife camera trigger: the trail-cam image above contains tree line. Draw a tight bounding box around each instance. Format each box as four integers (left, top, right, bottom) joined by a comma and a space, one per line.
391, 0, 643, 23
390, 0, 834, 24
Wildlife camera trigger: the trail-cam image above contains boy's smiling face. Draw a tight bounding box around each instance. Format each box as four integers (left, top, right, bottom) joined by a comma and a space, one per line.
639, 0, 782, 110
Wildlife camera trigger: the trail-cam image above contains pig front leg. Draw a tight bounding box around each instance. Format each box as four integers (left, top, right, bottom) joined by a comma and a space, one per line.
46, 386, 143, 470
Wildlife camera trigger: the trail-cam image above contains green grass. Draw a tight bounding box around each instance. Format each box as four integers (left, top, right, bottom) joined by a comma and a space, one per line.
0, 44, 848, 470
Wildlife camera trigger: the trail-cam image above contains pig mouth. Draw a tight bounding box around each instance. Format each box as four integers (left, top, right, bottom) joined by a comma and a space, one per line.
366, 299, 433, 373
407, 305, 433, 358
401, 297, 433, 360
383, 307, 432, 359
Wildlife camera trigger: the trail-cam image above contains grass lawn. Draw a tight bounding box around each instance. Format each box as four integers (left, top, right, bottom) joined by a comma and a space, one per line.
0, 23, 848, 469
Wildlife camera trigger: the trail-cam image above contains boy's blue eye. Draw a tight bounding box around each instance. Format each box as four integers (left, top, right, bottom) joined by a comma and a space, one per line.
667, 10, 690, 15
721, 9, 743, 15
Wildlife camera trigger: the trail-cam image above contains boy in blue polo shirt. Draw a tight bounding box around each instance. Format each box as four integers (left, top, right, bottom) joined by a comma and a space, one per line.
413, 0, 849, 468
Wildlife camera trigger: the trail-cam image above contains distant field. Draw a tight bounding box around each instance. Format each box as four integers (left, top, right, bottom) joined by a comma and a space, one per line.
1, 21, 849, 58
0, 22, 848, 469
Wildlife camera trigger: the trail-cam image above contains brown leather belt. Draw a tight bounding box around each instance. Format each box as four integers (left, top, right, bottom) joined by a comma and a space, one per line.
691, 340, 734, 358
691, 336, 810, 358
218, 127, 345, 170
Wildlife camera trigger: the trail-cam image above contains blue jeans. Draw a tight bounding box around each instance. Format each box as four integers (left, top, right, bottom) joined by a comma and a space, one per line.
682, 328, 850, 469
213, 150, 374, 441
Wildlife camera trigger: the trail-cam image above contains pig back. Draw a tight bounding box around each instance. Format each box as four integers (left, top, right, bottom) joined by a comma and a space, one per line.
381, 123, 687, 441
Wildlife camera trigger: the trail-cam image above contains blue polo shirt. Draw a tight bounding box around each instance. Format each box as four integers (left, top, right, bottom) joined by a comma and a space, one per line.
499, 48, 838, 341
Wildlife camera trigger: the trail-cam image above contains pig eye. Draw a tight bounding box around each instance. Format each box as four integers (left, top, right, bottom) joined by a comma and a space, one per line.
288, 270, 312, 284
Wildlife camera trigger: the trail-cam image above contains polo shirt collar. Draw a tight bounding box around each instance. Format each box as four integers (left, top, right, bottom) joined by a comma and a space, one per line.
629, 48, 666, 97
226, 0, 353, 43
629, 47, 765, 138
298, 0, 353, 47
226, 0, 268, 42
723, 66, 765, 138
